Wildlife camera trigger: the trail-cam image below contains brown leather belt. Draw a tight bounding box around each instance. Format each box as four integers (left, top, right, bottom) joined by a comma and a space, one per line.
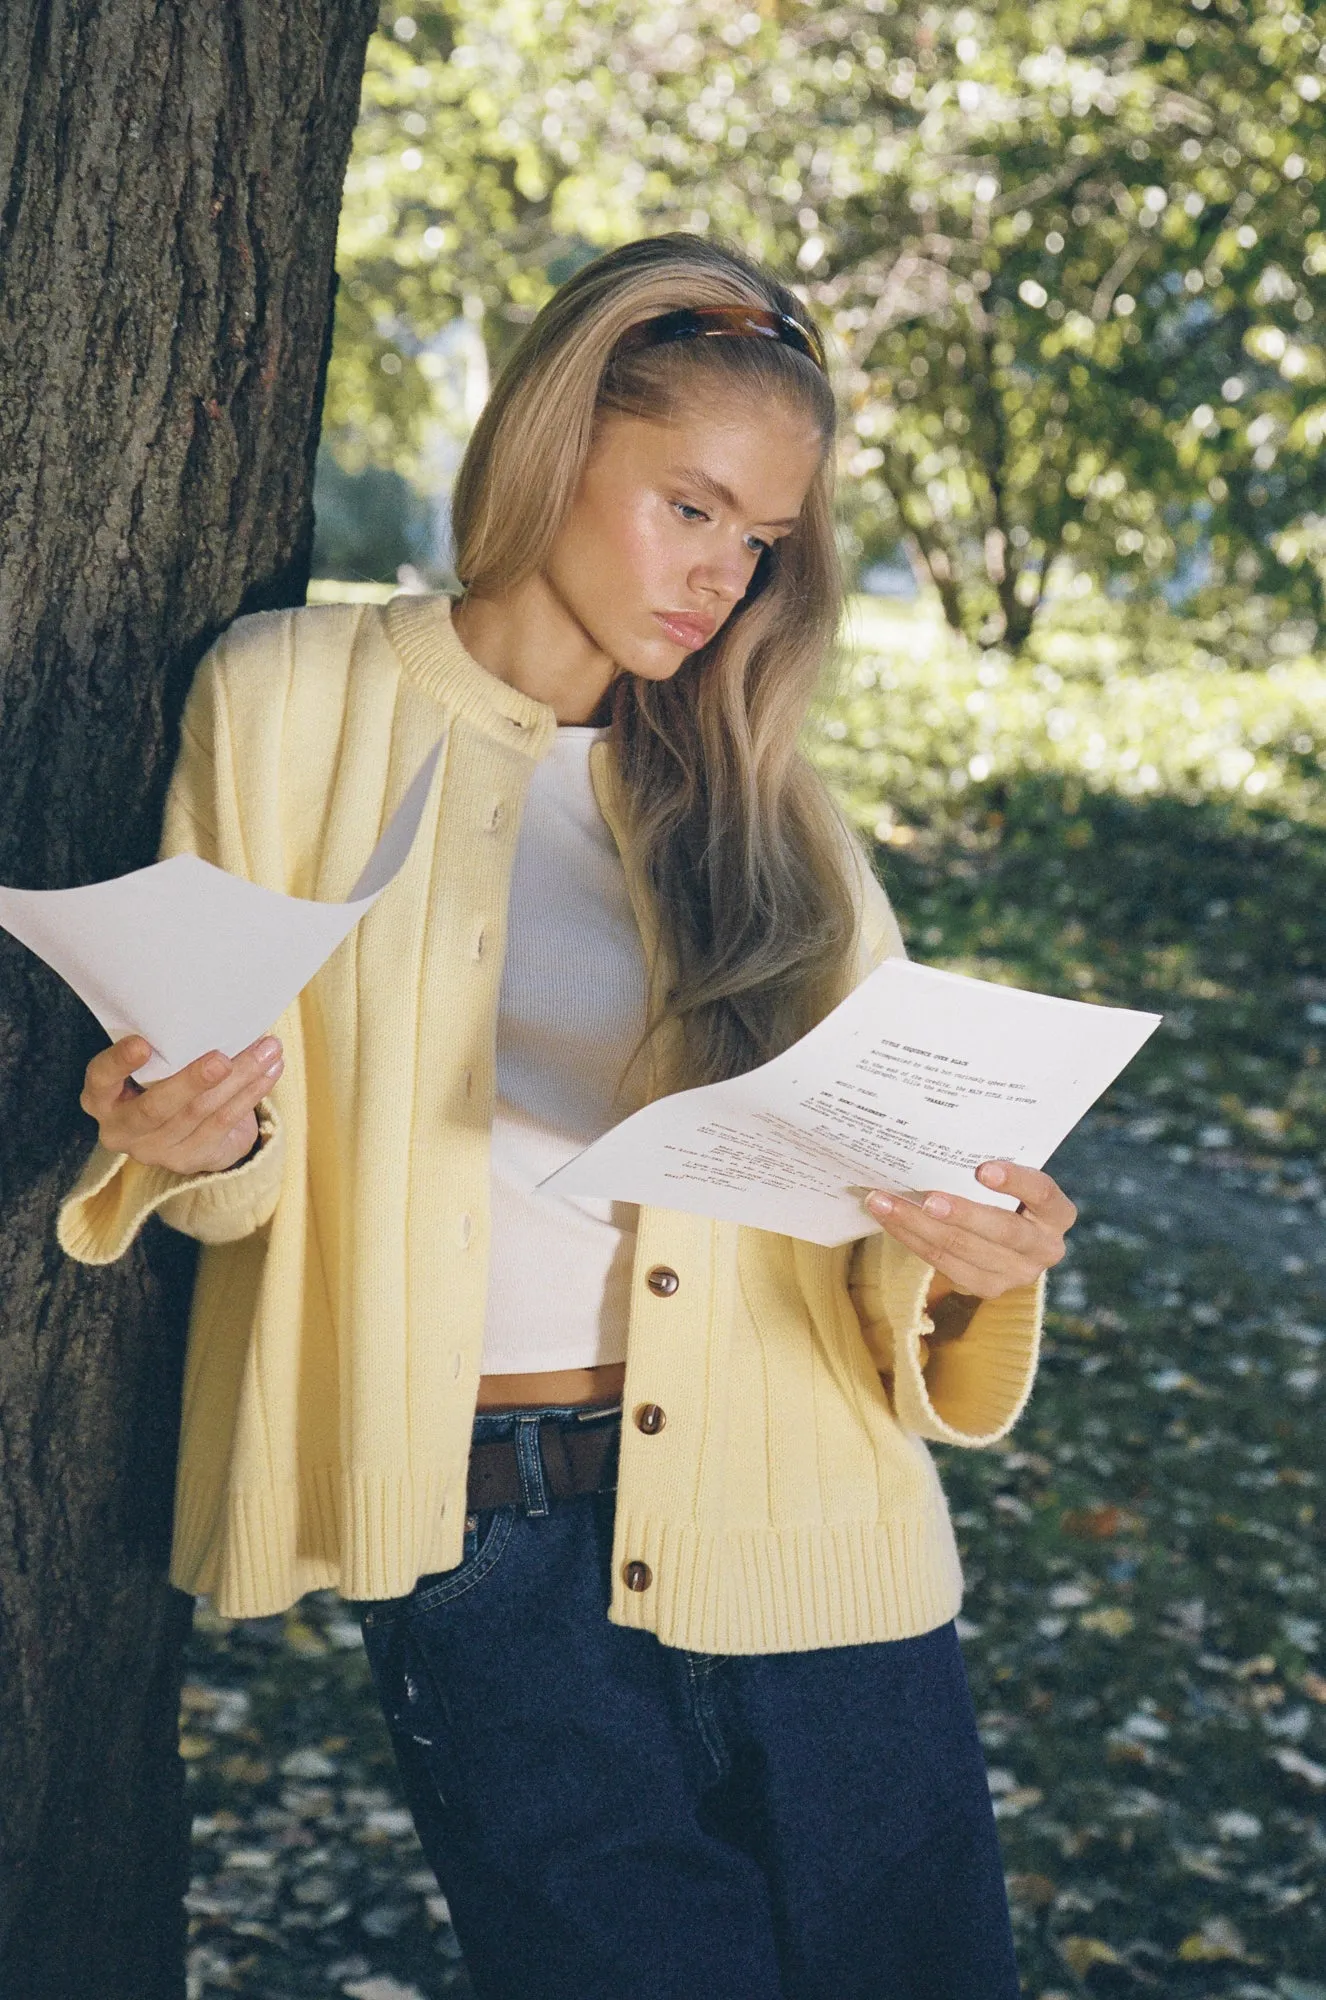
466, 1412, 621, 1513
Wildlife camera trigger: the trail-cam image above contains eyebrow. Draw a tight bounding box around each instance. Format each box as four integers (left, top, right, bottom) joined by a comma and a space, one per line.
669, 465, 801, 530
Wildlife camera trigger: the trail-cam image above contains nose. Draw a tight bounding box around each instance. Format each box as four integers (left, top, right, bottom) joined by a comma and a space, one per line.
692, 541, 756, 604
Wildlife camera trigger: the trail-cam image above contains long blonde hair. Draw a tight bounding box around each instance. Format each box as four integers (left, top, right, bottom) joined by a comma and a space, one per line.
452, 234, 861, 1087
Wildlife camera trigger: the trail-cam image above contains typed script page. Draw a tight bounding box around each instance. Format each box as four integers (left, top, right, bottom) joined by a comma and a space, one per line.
544, 960, 1160, 1247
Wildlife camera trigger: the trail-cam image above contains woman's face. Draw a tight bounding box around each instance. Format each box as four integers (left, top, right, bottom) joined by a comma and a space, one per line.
541, 396, 824, 681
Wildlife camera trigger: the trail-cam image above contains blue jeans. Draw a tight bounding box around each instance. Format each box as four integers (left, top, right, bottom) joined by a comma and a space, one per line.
359, 1404, 1018, 2000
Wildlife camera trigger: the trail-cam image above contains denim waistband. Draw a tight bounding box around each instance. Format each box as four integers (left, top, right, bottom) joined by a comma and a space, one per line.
470, 1400, 622, 1448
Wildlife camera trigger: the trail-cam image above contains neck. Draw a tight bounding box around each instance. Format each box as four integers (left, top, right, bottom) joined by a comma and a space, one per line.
452, 573, 616, 725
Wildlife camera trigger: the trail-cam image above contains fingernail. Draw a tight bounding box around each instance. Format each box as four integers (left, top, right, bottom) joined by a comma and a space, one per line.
254, 1037, 280, 1064
867, 1191, 894, 1216
202, 1055, 228, 1084
923, 1194, 952, 1217
263, 1058, 283, 1079
979, 1162, 1007, 1187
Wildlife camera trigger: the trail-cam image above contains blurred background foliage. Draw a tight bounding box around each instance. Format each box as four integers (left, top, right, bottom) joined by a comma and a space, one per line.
316, 0, 1326, 659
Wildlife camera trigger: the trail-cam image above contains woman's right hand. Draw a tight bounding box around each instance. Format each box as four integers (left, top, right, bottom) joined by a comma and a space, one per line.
80, 1034, 284, 1176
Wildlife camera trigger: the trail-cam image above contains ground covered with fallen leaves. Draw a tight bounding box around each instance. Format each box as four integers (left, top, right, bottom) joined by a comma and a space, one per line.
180, 603, 1325, 1998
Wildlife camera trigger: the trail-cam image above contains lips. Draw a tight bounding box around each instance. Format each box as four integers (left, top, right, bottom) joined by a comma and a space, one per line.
654, 611, 717, 651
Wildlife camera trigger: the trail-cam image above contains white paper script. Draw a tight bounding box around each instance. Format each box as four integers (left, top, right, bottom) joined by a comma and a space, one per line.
543, 959, 1161, 1246
0, 742, 444, 1082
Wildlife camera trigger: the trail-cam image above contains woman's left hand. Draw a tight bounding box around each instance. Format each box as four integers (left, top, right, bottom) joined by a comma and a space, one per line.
865, 1162, 1077, 1301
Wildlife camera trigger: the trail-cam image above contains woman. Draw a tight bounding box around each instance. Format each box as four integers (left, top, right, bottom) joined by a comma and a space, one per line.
63, 235, 1074, 1999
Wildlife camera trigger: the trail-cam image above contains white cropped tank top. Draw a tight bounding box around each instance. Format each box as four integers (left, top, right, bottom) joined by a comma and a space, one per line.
480, 727, 650, 1374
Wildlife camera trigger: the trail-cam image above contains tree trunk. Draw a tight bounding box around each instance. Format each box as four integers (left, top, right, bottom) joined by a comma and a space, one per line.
0, 6, 378, 1994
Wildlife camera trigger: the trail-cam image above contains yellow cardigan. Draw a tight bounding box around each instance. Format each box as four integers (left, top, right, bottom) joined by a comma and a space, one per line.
58, 595, 1043, 1650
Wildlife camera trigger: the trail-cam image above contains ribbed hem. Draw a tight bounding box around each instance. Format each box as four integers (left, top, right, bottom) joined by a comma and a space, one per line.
385, 595, 559, 752
168, 1462, 964, 1649
606, 1504, 964, 1655
56, 1102, 285, 1265
170, 1464, 463, 1619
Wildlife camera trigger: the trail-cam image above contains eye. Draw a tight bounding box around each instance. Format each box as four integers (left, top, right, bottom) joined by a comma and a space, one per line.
745, 534, 771, 556
673, 501, 709, 523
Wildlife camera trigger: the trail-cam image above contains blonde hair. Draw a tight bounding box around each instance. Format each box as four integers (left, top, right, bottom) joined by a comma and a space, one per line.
452, 235, 861, 1087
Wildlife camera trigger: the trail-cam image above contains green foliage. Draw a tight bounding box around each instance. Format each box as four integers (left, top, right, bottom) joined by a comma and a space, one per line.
815, 595, 1326, 1169
328, 0, 1326, 652
818, 594, 1326, 832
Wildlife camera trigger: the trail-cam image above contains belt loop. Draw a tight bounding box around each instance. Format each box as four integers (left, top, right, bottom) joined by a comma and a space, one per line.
514, 1414, 551, 1519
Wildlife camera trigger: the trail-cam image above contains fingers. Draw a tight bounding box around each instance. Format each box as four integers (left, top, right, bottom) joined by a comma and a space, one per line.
131, 1038, 281, 1145
188, 1106, 262, 1175
975, 1160, 1078, 1231
88, 1034, 283, 1169
866, 1196, 1027, 1297
864, 1169, 1076, 1300
156, 1059, 276, 1162
80, 1036, 153, 1117
869, 1186, 1056, 1263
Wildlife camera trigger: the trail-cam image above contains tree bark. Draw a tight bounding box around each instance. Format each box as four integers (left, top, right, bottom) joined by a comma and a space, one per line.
0, 5, 378, 1994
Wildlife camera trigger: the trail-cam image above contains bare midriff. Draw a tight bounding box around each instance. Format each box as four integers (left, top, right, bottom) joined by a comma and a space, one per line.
476, 1362, 627, 1411
473, 1277, 955, 1410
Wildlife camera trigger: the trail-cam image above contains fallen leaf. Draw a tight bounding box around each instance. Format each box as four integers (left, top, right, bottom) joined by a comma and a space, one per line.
1006, 1872, 1057, 1909
1271, 1746, 1326, 1788
1080, 1606, 1136, 1638
1060, 1505, 1145, 1540
217, 1754, 271, 1785
1177, 1915, 1249, 1961
280, 1748, 337, 1780
993, 1786, 1044, 1817
282, 1618, 329, 1657
1059, 1935, 1124, 1978
342, 1979, 428, 2000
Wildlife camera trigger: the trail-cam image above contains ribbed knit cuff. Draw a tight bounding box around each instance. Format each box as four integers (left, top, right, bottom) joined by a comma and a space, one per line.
56, 1100, 285, 1265
851, 1225, 1045, 1447
892, 1267, 1046, 1449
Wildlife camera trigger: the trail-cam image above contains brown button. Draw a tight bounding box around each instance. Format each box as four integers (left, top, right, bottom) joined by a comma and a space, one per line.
635, 1403, 666, 1435
623, 1560, 653, 1592
646, 1266, 679, 1297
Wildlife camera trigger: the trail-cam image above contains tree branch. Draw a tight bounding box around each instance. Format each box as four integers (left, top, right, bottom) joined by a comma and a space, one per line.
876, 454, 969, 642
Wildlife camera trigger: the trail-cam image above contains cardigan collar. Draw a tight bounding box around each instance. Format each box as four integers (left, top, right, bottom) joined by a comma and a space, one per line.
385, 592, 559, 756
